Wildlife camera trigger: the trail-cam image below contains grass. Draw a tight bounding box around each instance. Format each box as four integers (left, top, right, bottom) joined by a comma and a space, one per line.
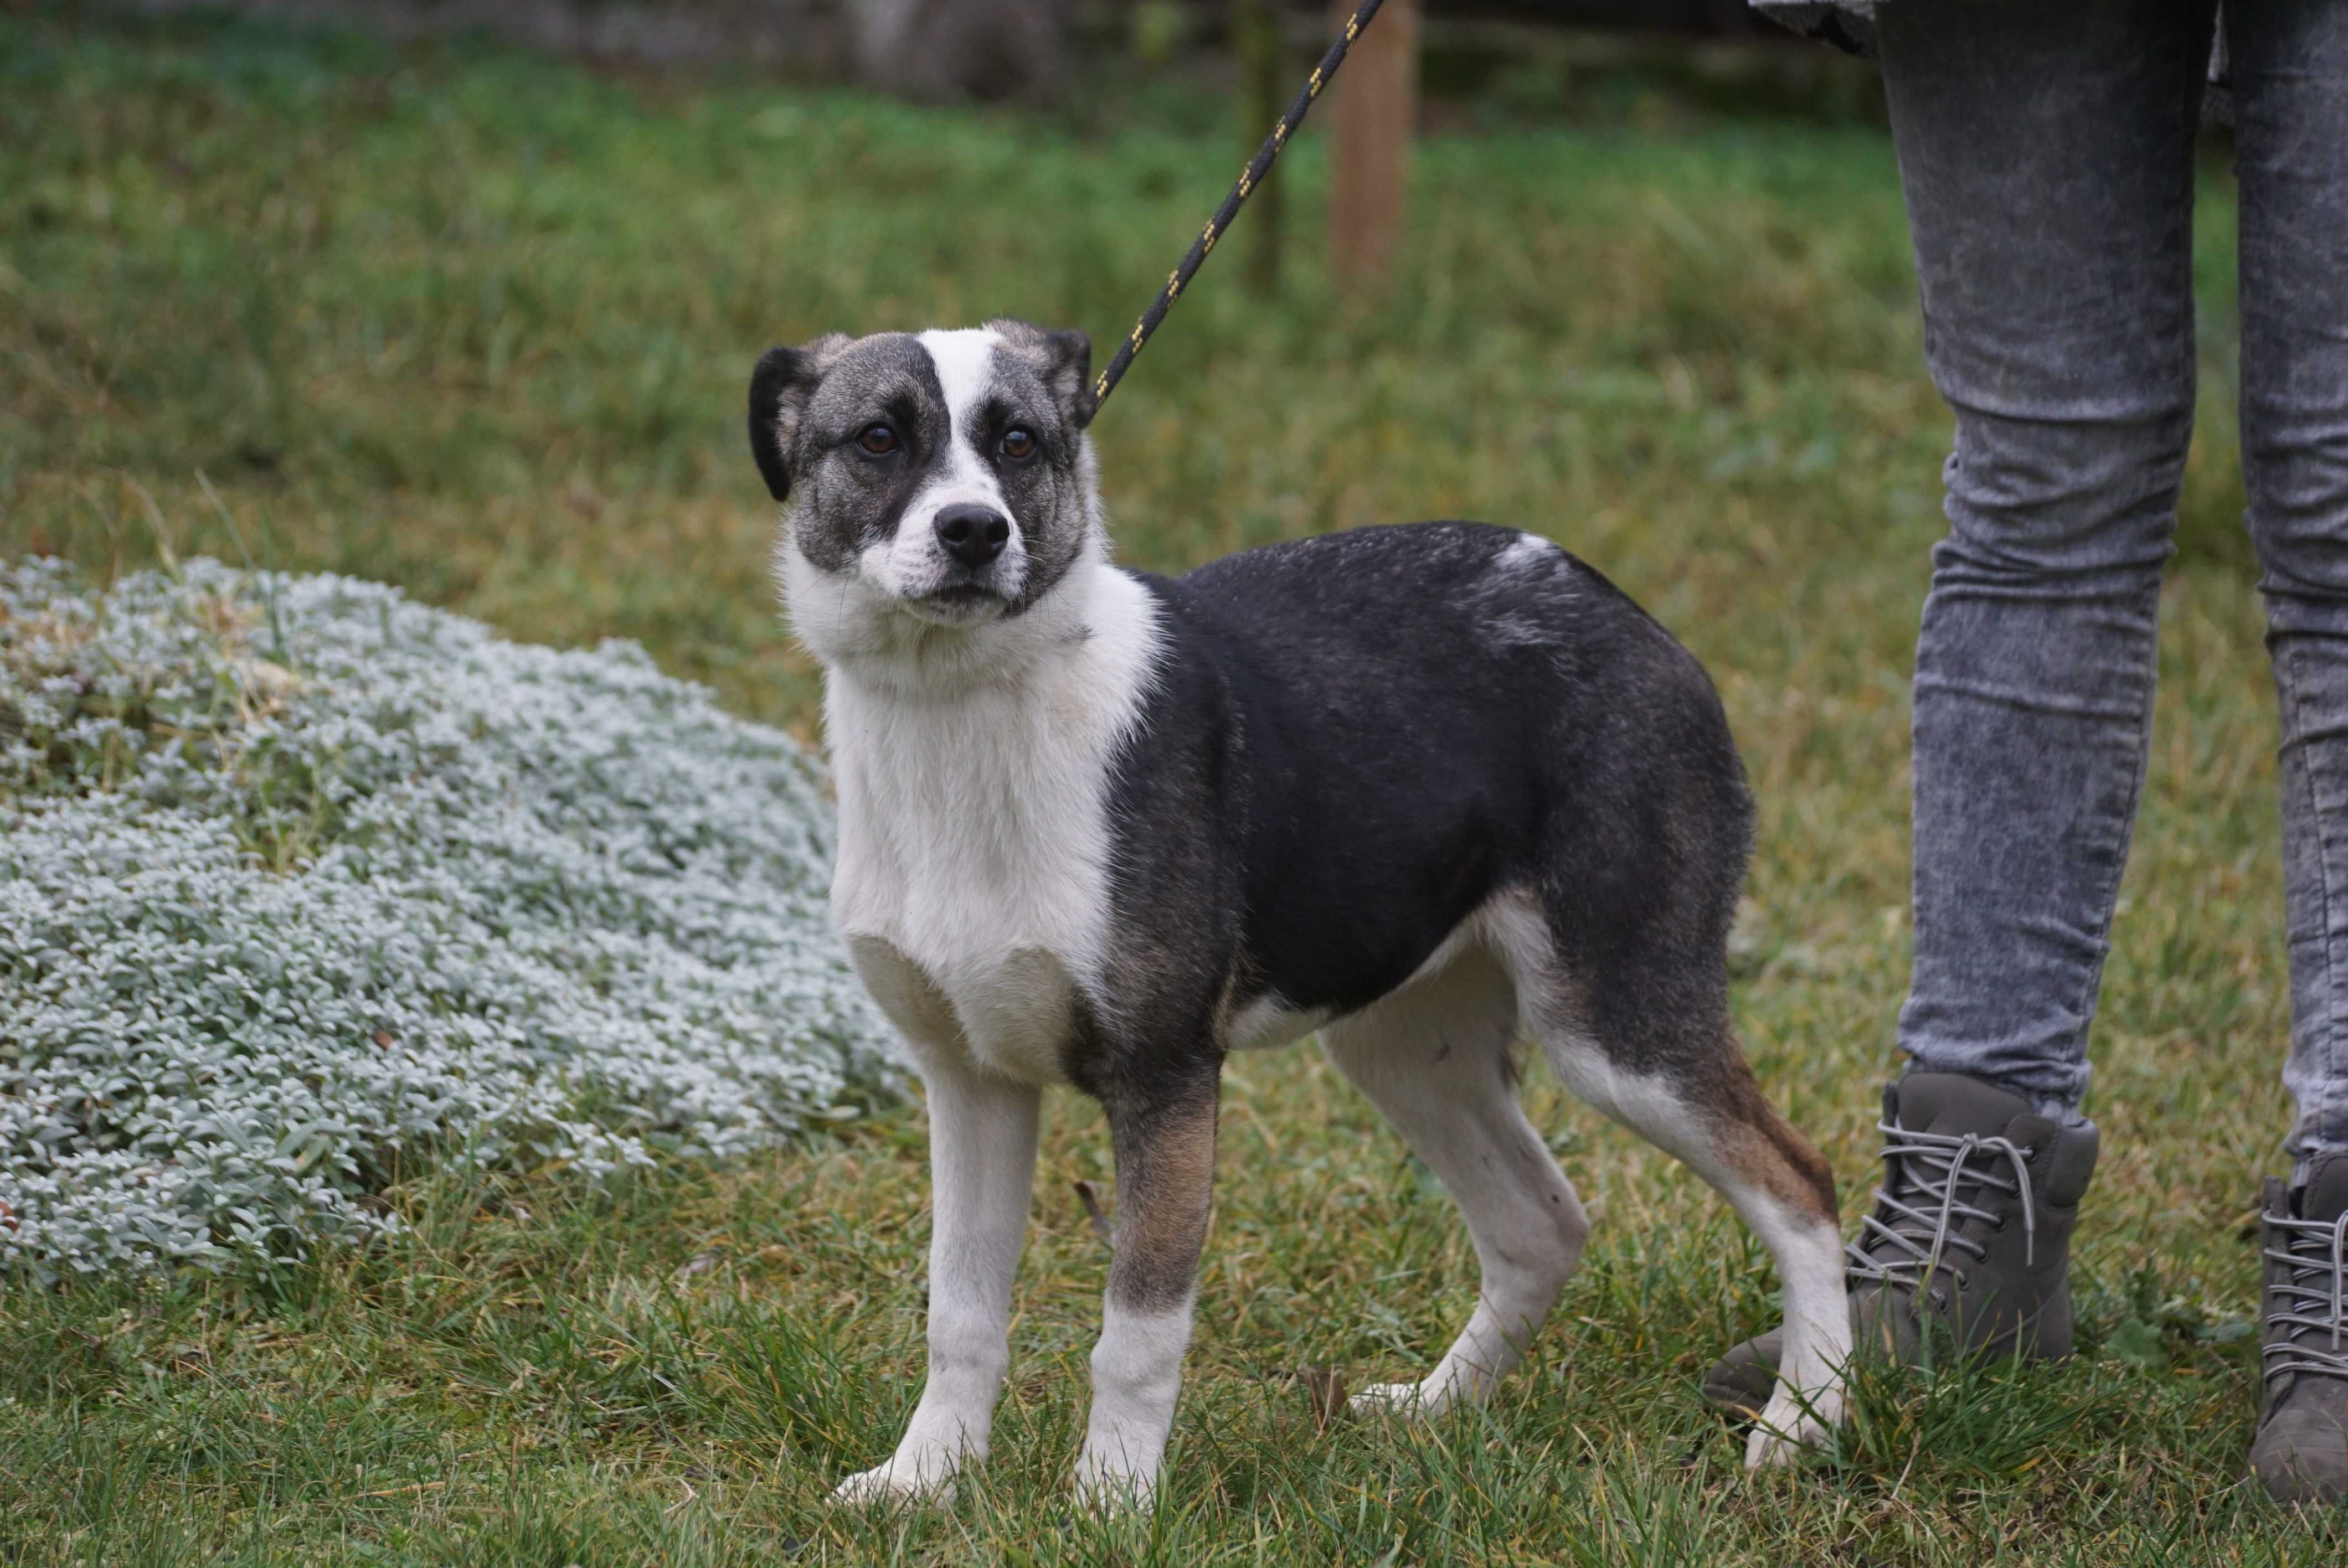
1, 8, 2332, 1563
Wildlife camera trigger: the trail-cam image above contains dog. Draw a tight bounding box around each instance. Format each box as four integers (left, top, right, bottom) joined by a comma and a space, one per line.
748, 319, 1850, 1506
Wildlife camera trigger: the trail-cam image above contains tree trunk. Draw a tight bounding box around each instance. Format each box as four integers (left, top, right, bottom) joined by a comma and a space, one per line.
1328, 0, 1419, 292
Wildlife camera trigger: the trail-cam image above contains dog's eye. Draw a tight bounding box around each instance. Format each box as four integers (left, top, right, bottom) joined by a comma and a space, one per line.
856, 423, 898, 456
999, 427, 1037, 461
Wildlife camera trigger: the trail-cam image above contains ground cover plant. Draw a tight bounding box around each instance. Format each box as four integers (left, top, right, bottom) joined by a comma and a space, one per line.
1, 7, 2336, 1564
1, 555, 891, 1280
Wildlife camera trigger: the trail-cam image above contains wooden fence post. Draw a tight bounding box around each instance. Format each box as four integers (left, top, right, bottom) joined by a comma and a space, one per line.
1328, 0, 1419, 292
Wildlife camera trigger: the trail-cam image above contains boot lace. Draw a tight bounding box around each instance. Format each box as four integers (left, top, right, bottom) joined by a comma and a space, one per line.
2264, 1208, 2348, 1389
1846, 1124, 2040, 1308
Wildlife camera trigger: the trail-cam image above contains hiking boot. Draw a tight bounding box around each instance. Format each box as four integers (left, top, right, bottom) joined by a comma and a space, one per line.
2250, 1153, 2348, 1508
1703, 1072, 2100, 1420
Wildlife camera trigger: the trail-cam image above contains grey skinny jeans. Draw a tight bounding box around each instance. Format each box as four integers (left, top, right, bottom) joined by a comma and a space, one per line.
1876, 0, 2348, 1154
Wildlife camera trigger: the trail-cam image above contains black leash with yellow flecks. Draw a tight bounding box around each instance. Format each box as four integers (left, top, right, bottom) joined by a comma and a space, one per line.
1074, 0, 1389, 428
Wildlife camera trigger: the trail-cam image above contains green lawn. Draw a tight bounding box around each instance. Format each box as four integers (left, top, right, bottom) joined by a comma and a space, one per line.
3, 10, 2334, 1564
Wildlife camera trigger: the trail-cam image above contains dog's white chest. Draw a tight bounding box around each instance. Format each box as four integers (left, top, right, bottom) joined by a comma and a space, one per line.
848, 933, 1083, 1085
821, 566, 1158, 1085
831, 716, 1110, 1085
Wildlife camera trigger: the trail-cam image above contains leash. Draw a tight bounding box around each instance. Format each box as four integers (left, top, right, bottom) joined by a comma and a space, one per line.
1075, 0, 1390, 427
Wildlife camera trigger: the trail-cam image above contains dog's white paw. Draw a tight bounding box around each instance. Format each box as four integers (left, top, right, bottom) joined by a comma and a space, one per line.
1348, 1380, 1447, 1421
1070, 1454, 1156, 1513
1742, 1399, 1835, 1470
831, 1453, 958, 1507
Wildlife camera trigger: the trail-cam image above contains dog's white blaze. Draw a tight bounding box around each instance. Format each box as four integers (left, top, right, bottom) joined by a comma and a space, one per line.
918, 328, 1000, 422
912, 327, 1015, 518
827, 559, 1162, 1086
1075, 1294, 1194, 1504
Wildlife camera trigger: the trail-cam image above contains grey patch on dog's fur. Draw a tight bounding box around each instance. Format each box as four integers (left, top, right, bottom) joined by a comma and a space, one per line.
986, 316, 1092, 430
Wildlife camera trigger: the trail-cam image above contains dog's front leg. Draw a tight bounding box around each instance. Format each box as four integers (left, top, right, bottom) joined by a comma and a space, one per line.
833, 1054, 1040, 1505
1074, 1079, 1220, 1510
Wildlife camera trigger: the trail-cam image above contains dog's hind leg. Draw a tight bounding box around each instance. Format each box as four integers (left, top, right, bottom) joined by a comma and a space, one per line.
1602, 1059, 1847, 1469
1577, 1049, 1847, 1469
1322, 942, 1590, 1420
1490, 899, 1850, 1469
832, 1048, 1041, 1504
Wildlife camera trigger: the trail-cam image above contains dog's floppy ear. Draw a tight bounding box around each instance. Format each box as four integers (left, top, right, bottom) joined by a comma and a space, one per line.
748, 333, 849, 502
988, 318, 1093, 431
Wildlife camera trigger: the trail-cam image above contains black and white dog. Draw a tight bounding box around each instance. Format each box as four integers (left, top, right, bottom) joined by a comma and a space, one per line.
749, 320, 1850, 1505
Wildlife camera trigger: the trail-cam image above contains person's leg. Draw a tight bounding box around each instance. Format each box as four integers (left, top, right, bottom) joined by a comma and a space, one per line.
1889, 0, 2216, 1114
1707, 0, 2213, 1416
2229, 0, 2348, 1167
2225, 0, 2348, 1508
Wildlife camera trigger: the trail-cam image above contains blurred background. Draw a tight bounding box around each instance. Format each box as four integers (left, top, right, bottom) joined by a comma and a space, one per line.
102, 1, 1872, 108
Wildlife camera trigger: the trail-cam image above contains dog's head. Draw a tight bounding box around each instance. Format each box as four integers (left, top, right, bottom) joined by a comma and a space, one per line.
751, 321, 1100, 679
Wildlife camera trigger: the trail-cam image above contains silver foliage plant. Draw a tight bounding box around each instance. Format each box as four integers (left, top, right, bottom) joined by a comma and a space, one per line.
1, 557, 895, 1281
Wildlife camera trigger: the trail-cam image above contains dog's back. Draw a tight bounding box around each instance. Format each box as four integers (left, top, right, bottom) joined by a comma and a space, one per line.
1124, 519, 1755, 1056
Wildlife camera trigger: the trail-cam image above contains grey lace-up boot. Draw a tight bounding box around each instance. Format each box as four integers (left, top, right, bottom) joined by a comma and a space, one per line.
2251, 1153, 2348, 1508
1703, 1072, 2100, 1420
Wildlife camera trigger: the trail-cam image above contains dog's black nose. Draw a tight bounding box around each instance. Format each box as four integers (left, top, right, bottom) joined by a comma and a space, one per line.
934, 504, 1011, 569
